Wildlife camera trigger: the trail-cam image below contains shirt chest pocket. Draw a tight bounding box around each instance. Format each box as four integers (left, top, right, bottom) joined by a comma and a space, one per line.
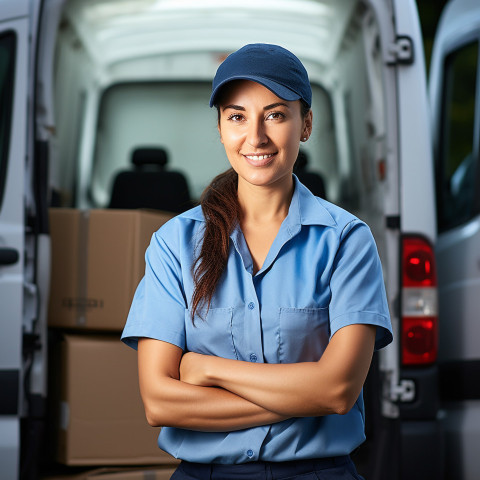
278, 307, 329, 363
185, 307, 238, 359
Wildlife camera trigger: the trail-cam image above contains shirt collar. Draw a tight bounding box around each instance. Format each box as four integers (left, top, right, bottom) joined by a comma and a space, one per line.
286, 174, 337, 228
181, 174, 337, 228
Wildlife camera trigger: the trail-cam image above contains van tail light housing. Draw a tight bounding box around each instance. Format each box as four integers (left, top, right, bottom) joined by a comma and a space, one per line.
401, 236, 438, 366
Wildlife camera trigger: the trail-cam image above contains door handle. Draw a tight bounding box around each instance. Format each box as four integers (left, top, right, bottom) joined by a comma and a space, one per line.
0, 248, 19, 265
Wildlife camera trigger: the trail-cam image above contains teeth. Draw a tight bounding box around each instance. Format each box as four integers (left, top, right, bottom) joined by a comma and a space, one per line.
247, 154, 273, 161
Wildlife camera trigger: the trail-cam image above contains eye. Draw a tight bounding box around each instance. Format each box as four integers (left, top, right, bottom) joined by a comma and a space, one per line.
226, 113, 244, 122
266, 111, 286, 121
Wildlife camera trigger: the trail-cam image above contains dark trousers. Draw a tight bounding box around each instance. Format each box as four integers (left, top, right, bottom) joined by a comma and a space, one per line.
170, 455, 365, 479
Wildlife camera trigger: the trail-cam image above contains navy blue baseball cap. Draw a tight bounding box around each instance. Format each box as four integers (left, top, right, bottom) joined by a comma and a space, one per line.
209, 43, 312, 108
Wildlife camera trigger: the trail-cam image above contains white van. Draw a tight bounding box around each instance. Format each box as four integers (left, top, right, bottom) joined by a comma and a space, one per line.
0, 0, 475, 478
429, 0, 480, 478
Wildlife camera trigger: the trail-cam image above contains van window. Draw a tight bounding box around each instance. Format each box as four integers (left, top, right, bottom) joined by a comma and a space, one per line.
437, 41, 479, 231
89, 81, 335, 206
90, 82, 221, 205
0, 32, 16, 211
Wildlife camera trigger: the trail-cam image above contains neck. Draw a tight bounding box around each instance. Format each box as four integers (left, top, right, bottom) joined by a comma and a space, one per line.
237, 175, 294, 224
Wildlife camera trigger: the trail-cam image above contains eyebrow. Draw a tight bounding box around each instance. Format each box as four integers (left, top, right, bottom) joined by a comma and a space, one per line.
264, 102, 290, 110
222, 102, 290, 112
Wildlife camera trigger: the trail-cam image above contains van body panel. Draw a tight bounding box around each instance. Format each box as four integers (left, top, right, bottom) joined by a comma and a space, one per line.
393, 0, 436, 240
436, 218, 480, 361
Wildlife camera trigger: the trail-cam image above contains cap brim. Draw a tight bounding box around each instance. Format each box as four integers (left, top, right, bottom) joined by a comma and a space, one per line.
209, 75, 302, 107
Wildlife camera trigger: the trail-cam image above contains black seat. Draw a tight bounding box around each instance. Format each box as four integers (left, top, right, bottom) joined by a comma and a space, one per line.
109, 147, 193, 213
294, 150, 327, 200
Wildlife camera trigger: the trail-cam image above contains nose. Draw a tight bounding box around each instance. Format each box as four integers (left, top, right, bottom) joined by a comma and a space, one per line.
246, 118, 268, 147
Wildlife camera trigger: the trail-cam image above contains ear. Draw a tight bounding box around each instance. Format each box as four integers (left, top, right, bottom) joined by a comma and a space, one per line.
302, 110, 313, 140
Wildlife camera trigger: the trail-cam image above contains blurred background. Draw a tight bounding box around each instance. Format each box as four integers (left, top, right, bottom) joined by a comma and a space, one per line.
1, 1, 479, 479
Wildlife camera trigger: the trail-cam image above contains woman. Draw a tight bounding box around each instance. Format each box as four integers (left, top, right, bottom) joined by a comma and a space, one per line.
121, 43, 393, 480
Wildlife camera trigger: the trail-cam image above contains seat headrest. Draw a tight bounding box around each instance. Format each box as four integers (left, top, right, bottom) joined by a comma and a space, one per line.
132, 147, 168, 168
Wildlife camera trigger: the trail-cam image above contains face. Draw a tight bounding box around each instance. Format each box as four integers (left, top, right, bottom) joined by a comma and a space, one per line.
217, 80, 312, 191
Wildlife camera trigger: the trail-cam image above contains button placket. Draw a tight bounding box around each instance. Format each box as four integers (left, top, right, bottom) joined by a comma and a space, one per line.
231, 231, 265, 363
244, 279, 264, 364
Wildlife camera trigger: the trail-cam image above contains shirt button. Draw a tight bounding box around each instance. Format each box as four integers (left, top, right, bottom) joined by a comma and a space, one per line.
246, 449, 254, 458
248, 302, 255, 310
250, 353, 257, 362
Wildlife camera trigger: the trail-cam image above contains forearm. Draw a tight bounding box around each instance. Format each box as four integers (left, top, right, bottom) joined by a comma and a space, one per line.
182, 325, 376, 417
206, 359, 340, 416
143, 376, 287, 431
150, 382, 290, 432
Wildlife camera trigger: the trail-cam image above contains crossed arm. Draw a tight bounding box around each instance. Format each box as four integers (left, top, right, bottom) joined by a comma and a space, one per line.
137, 324, 376, 432
137, 338, 288, 431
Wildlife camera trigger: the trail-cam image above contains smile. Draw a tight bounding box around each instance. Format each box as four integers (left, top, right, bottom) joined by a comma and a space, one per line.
244, 153, 275, 161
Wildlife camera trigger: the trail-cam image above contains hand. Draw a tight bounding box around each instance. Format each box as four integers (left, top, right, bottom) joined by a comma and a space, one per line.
179, 352, 213, 387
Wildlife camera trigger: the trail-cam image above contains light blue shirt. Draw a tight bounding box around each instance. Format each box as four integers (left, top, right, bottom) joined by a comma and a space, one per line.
121, 176, 393, 464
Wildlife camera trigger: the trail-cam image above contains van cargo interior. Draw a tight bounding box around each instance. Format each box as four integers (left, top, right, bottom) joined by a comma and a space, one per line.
37, 0, 390, 251
32, 0, 398, 475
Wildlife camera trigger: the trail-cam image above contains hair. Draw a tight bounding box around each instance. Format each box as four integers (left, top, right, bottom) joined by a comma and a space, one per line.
190, 168, 239, 321
190, 97, 311, 321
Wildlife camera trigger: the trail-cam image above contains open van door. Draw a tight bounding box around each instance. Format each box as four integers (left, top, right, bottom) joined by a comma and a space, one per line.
0, 0, 30, 478
0, 1, 45, 478
380, 0, 442, 478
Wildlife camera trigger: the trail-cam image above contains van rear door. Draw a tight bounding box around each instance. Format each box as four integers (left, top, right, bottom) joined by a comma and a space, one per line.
386, 1, 442, 478
0, 0, 31, 477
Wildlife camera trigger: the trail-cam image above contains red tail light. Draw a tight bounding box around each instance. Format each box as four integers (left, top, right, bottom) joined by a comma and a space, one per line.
402, 236, 438, 366
403, 237, 437, 287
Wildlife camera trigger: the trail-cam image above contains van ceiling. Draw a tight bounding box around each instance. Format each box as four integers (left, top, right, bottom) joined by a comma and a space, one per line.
62, 0, 357, 73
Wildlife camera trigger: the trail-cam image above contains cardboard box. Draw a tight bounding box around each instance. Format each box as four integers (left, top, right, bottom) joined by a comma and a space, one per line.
54, 334, 179, 466
48, 209, 172, 331
41, 466, 177, 480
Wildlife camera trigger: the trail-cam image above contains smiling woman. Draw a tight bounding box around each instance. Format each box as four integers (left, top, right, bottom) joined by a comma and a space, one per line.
121, 43, 392, 480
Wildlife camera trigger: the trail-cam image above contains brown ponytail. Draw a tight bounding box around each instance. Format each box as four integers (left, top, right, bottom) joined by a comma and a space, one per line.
191, 168, 239, 321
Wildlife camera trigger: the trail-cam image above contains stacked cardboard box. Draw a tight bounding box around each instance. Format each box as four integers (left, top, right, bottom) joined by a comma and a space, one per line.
48, 209, 173, 331
48, 209, 179, 470
54, 334, 176, 466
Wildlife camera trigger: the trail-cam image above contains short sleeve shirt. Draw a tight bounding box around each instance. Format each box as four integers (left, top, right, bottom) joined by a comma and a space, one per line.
121, 176, 393, 464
